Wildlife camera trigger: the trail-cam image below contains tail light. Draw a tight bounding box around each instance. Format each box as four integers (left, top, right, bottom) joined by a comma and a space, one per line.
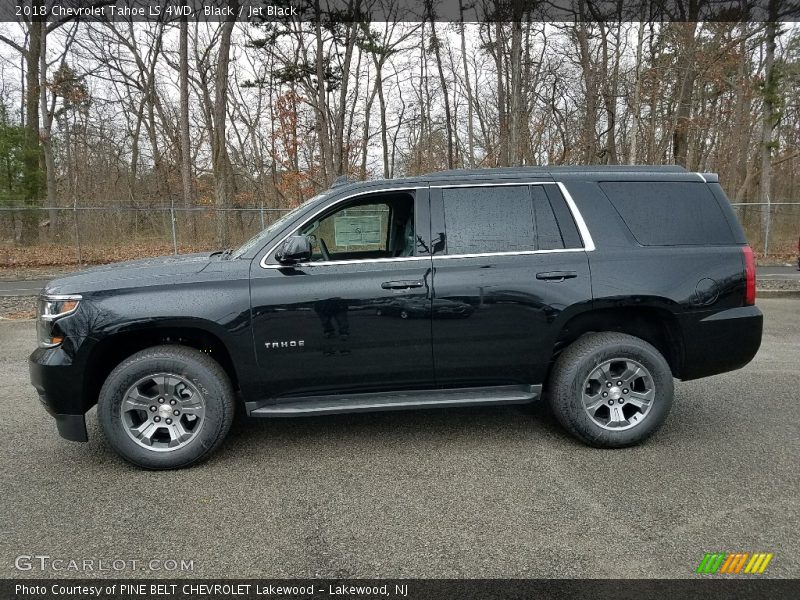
743, 246, 756, 306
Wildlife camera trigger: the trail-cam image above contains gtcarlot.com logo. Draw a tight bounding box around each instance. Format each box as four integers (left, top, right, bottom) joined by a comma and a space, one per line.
14, 555, 195, 573
696, 552, 773, 575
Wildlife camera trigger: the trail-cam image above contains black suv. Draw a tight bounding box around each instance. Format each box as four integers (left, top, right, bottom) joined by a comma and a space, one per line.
29, 166, 763, 469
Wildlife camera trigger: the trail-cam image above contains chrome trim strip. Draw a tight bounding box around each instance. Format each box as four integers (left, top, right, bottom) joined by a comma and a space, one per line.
430, 181, 556, 189
259, 180, 597, 270
261, 248, 589, 269
259, 186, 420, 269
432, 248, 586, 261
261, 255, 431, 269
556, 182, 596, 252
41, 294, 83, 301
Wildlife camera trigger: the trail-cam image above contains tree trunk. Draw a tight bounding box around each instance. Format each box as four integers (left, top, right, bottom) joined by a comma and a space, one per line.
21, 5, 44, 245
629, 22, 645, 164
672, 22, 699, 167
729, 28, 751, 199
575, 20, 597, 164
213, 1, 237, 247
179, 14, 195, 243
39, 28, 59, 239
508, 4, 523, 165
374, 60, 390, 178
459, 1, 475, 168
314, 0, 333, 185
759, 11, 779, 253
494, 20, 508, 166
332, 22, 356, 177
429, 10, 453, 169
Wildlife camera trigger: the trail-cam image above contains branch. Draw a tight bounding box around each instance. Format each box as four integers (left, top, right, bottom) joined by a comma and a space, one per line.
774, 152, 800, 167
0, 33, 25, 55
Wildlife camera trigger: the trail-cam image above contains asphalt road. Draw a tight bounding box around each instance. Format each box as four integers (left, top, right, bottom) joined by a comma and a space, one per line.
0, 298, 797, 579
1, 264, 799, 297
0, 280, 47, 297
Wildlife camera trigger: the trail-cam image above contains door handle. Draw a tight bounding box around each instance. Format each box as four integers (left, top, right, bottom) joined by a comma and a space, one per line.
536, 270, 578, 281
381, 280, 424, 290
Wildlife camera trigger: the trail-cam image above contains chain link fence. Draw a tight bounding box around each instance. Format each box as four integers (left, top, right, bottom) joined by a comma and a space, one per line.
0, 206, 292, 267
730, 203, 800, 257
0, 202, 798, 267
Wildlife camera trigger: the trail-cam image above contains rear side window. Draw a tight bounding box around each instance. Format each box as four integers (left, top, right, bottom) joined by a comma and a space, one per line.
531, 186, 564, 250
442, 185, 535, 254
441, 184, 584, 254
600, 181, 735, 245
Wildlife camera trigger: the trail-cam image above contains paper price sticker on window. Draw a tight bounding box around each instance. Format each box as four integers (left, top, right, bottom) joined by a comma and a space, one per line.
334, 215, 382, 246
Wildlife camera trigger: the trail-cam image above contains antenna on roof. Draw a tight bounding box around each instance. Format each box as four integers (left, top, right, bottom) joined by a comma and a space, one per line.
331, 175, 350, 188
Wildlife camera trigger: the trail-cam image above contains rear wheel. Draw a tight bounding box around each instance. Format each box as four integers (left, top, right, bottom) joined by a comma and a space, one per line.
98, 345, 234, 469
548, 332, 673, 447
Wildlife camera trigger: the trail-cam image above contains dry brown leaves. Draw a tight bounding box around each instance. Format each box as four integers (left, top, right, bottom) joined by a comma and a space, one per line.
0, 242, 213, 268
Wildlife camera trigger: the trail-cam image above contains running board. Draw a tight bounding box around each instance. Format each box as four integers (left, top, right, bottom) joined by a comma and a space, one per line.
246, 384, 542, 417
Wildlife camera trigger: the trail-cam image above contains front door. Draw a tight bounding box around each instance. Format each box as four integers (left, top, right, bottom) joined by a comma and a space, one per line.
249, 187, 434, 400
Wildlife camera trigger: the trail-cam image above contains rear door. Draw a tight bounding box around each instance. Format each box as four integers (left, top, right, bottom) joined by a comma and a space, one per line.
429, 181, 593, 387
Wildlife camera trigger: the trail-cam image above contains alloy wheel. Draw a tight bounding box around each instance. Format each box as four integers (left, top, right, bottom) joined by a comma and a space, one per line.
120, 373, 206, 452
581, 358, 655, 431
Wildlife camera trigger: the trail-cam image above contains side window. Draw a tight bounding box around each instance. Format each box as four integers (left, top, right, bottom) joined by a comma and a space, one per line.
298, 193, 415, 262
442, 185, 535, 254
531, 186, 564, 250
542, 185, 583, 249
599, 181, 735, 246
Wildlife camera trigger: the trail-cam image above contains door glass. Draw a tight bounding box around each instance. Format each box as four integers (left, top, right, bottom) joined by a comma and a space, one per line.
442, 185, 535, 254
299, 194, 415, 262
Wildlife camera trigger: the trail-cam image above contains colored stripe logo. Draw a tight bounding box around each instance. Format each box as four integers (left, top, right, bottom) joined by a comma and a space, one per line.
696, 552, 773, 574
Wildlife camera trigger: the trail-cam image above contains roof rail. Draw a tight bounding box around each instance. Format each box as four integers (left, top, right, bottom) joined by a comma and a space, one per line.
331, 175, 351, 188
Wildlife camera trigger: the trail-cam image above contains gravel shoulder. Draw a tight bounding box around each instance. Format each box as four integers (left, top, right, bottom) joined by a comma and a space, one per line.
0, 296, 36, 320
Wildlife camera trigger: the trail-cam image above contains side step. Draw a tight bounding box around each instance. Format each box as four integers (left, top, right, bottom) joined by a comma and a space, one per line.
246, 384, 542, 417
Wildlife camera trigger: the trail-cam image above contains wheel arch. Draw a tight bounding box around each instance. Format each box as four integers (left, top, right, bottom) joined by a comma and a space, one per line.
553, 304, 685, 379
81, 323, 240, 412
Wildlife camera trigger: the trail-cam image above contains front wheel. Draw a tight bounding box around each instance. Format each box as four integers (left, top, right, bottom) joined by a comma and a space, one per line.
98, 345, 234, 469
548, 332, 673, 448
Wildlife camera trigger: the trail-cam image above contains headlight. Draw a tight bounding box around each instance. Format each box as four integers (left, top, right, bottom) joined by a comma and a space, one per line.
39, 295, 81, 320
37, 294, 81, 348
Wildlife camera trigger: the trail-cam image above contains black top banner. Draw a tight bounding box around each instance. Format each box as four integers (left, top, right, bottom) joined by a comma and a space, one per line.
1, 0, 799, 24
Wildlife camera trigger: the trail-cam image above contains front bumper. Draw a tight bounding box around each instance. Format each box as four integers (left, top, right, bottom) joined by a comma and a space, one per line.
29, 346, 88, 442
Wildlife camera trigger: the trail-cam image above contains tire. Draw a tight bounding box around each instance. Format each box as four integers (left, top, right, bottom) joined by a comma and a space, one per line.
98, 345, 234, 469
547, 332, 673, 448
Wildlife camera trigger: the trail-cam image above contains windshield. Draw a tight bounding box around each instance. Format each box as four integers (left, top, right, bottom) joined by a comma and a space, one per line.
230, 193, 328, 259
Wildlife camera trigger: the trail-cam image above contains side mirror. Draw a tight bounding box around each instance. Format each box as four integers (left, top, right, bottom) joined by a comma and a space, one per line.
276, 235, 312, 264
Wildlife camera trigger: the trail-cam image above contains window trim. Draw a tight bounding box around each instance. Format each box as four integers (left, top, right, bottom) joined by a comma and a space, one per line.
259, 187, 420, 269
433, 181, 595, 259
259, 181, 594, 269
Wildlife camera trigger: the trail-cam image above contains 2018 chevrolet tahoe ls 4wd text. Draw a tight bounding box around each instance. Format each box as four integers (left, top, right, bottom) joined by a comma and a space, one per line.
29, 166, 763, 469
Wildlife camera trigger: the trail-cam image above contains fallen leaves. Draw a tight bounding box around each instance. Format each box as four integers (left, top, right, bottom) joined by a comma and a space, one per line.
0, 242, 213, 268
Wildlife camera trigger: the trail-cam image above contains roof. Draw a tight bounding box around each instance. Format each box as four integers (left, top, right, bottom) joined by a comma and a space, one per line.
330, 165, 713, 194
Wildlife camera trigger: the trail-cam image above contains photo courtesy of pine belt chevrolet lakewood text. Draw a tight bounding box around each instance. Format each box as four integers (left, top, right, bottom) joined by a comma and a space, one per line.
29, 166, 763, 469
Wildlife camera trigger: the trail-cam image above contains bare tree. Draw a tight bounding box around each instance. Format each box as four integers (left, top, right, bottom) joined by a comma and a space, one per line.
212, 1, 238, 247
179, 11, 194, 238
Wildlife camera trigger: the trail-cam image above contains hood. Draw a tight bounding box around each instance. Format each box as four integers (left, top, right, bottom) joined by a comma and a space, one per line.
43, 253, 216, 295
